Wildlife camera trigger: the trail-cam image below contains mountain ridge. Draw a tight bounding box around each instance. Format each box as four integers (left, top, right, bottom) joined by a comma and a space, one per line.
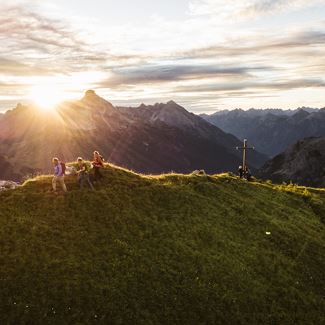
202, 107, 325, 157
0, 91, 267, 181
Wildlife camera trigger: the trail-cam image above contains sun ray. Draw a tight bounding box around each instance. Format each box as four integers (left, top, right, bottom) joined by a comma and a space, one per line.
28, 85, 68, 111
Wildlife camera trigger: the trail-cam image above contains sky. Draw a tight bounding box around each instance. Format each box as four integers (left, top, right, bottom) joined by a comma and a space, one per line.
0, 0, 325, 113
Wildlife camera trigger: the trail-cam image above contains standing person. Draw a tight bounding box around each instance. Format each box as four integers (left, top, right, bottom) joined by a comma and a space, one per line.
76, 157, 94, 190
238, 165, 243, 178
92, 151, 104, 182
52, 157, 67, 193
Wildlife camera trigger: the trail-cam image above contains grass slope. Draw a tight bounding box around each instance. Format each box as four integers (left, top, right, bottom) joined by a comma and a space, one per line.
0, 165, 324, 324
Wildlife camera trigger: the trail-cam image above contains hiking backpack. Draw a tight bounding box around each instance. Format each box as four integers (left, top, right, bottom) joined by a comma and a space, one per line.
60, 162, 66, 175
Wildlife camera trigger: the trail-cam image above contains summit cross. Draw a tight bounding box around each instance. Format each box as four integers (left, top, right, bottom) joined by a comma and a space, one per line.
236, 139, 255, 170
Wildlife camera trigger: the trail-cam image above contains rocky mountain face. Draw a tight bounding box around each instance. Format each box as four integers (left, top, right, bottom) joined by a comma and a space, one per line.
0, 91, 267, 181
0, 155, 21, 181
202, 108, 325, 157
258, 137, 325, 187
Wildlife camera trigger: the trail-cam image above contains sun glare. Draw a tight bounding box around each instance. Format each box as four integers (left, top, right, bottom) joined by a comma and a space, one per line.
28, 85, 68, 110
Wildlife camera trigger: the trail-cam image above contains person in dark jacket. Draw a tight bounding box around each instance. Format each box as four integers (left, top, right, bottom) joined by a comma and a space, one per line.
76, 157, 94, 190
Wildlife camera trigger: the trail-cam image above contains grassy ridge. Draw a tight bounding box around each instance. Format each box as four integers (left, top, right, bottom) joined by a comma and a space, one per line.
0, 165, 324, 324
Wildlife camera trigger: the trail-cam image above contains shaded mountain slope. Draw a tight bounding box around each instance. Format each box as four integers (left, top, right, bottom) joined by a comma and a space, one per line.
259, 137, 325, 187
0, 155, 21, 181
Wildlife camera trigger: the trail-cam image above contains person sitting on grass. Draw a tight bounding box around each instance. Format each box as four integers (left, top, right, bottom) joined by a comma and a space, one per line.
76, 157, 94, 190
244, 166, 252, 181
92, 151, 104, 182
52, 157, 67, 194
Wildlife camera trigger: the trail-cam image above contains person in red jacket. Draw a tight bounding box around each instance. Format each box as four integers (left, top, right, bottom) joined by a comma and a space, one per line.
92, 151, 104, 182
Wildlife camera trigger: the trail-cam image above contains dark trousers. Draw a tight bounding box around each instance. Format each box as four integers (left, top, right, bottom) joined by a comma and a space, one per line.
93, 167, 103, 181
78, 173, 94, 190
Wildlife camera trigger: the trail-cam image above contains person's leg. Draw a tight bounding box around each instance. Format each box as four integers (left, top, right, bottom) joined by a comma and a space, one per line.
86, 175, 95, 190
79, 174, 85, 188
62, 181, 67, 192
78, 176, 82, 188
59, 176, 67, 192
52, 176, 57, 191
95, 167, 103, 180
93, 167, 99, 181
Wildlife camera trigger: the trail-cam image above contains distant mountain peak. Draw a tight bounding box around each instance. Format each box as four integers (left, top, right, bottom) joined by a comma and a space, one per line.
83, 89, 100, 101
80, 90, 117, 114
291, 109, 310, 120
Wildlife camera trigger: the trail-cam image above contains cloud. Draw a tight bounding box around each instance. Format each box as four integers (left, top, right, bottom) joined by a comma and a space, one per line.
0, 1, 324, 112
0, 4, 139, 76
173, 79, 325, 93
178, 30, 325, 59
100, 64, 273, 87
0, 5, 86, 51
188, 0, 323, 18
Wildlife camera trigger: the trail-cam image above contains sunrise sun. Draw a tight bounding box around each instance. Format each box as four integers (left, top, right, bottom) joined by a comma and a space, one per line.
28, 85, 68, 110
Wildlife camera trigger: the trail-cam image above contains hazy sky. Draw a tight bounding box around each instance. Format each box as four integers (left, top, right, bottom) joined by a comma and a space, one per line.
0, 0, 325, 112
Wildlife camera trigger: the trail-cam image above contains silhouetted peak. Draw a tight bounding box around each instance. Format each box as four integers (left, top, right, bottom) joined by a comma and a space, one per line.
163, 101, 187, 113
138, 103, 147, 109
148, 101, 184, 113
84, 89, 99, 100
79, 90, 117, 115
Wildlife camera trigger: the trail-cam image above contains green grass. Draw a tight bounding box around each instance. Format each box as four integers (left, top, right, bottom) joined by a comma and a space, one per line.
0, 164, 324, 324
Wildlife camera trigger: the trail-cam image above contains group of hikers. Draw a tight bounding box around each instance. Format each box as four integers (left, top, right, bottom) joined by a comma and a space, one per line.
51, 150, 253, 193
52, 151, 104, 193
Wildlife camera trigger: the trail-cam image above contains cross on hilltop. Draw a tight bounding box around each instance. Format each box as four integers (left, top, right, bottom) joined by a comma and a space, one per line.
236, 139, 255, 171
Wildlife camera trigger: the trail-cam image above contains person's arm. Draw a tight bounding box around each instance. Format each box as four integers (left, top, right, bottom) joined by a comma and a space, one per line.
77, 164, 87, 174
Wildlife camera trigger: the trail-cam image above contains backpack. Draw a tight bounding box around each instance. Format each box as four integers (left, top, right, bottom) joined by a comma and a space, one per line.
60, 162, 66, 175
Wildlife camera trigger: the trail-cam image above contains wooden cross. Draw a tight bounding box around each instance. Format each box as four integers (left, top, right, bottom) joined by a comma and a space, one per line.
236, 139, 255, 171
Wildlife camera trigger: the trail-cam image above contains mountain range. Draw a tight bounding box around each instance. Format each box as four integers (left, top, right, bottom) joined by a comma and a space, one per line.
201, 107, 325, 157
0, 90, 266, 181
